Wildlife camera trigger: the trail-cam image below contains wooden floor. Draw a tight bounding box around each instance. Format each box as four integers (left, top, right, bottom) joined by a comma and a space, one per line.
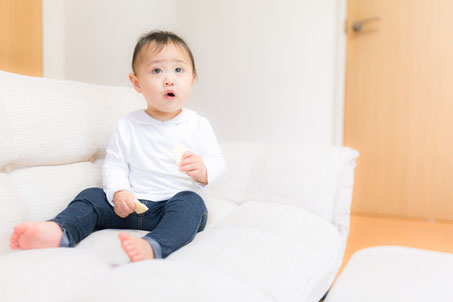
334, 213, 453, 282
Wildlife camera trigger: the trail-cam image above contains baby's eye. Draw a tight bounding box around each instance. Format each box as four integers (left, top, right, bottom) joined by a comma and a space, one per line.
152, 68, 163, 74
175, 67, 183, 74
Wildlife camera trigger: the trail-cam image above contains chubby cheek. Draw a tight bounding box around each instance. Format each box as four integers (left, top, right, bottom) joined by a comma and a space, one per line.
180, 81, 194, 98
142, 81, 161, 97
180, 87, 192, 99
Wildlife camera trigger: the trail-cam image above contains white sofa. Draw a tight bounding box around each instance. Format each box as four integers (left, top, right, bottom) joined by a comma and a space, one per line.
325, 246, 453, 302
0, 70, 359, 302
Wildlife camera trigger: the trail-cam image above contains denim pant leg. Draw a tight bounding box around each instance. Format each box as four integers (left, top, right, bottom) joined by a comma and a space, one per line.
48, 187, 150, 247
143, 190, 208, 259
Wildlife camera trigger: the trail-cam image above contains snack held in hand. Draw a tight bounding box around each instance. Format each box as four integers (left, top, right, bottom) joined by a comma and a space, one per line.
172, 144, 190, 165
134, 199, 149, 214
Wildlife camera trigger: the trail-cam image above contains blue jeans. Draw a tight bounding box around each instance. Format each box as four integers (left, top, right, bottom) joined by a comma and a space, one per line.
48, 187, 208, 259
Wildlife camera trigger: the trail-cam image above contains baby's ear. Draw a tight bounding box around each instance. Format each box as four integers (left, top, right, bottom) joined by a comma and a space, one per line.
129, 73, 142, 93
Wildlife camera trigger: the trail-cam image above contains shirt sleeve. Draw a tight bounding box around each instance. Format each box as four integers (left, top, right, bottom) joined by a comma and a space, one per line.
102, 119, 132, 206
196, 117, 226, 188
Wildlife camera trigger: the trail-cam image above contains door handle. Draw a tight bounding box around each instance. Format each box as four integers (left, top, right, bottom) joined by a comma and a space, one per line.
352, 17, 381, 32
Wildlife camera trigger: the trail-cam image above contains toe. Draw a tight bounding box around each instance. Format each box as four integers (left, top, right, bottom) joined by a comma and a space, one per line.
9, 238, 17, 248
118, 231, 131, 242
118, 233, 150, 262
123, 246, 131, 253
129, 249, 139, 257
14, 223, 28, 235
131, 255, 144, 262
121, 240, 132, 249
10, 237, 20, 249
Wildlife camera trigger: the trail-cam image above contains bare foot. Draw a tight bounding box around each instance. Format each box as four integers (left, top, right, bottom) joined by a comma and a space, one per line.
119, 231, 155, 262
9, 221, 63, 250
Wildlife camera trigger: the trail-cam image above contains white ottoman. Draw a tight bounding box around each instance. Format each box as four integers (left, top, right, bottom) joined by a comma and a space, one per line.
325, 246, 453, 302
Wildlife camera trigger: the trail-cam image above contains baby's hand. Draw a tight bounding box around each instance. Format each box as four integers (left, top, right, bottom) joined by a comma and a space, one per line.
113, 190, 137, 218
179, 151, 208, 185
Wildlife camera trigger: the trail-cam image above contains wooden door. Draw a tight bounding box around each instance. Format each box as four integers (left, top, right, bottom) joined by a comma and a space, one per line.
0, 0, 42, 76
344, 0, 453, 220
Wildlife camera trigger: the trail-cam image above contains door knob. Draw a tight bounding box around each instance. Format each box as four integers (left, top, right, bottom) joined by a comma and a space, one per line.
352, 17, 381, 32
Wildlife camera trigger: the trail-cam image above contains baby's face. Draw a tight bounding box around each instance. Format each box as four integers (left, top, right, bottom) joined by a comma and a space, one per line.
129, 42, 196, 120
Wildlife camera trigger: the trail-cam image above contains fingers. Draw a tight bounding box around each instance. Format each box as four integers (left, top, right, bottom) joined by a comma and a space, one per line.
180, 153, 199, 168
121, 201, 135, 215
114, 198, 136, 218
118, 203, 129, 218
179, 152, 207, 184
180, 163, 199, 172
119, 201, 130, 214
181, 150, 195, 161
125, 198, 137, 212
187, 170, 198, 178
114, 206, 127, 218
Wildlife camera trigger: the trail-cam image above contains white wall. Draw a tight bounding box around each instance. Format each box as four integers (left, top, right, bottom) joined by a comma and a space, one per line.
42, 0, 65, 79
43, 0, 346, 146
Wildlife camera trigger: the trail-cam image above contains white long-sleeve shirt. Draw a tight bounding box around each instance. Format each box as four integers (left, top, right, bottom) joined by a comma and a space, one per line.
102, 108, 226, 206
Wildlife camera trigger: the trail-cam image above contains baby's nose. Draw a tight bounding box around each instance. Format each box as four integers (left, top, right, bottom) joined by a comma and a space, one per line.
164, 78, 175, 86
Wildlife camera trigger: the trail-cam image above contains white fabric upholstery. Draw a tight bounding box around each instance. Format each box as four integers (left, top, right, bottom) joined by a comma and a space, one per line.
0, 174, 30, 256
0, 248, 111, 302
9, 162, 102, 220
325, 246, 453, 302
68, 260, 274, 302
204, 197, 239, 228
168, 202, 342, 302
211, 144, 356, 223
0, 70, 359, 302
0, 70, 145, 169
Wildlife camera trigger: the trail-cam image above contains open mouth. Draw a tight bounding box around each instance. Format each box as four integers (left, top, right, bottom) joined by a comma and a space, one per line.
165, 90, 176, 98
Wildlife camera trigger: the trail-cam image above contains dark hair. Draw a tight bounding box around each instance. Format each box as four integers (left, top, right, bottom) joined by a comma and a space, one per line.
131, 30, 196, 76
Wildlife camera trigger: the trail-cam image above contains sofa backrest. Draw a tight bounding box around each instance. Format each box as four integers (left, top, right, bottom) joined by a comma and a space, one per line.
210, 142, 358, 236
0, 71, 145, 169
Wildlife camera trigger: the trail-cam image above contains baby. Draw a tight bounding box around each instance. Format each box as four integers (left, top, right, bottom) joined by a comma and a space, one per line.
9, 30, 226, 261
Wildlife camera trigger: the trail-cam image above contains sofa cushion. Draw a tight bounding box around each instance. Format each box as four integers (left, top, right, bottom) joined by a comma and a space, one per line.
325, 246, 453, 302
204, 197, 238, 228
0, 162, 103, 256
70, 201, 341, 302
67, 260, 273, 302
168, 201, 342, 302
1, 237, 272, 302
0, 174, 30, 255
0, 248, 111, 302
216, 201, 340, 255
0, 92, 96, 169
209, 142, 261, 203
7, 162, 102, 220
76, 229, 147, 266
0, 70, 144, 170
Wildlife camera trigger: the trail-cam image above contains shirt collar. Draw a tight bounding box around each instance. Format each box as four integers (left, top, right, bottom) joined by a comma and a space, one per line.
128, 108, 194, 125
